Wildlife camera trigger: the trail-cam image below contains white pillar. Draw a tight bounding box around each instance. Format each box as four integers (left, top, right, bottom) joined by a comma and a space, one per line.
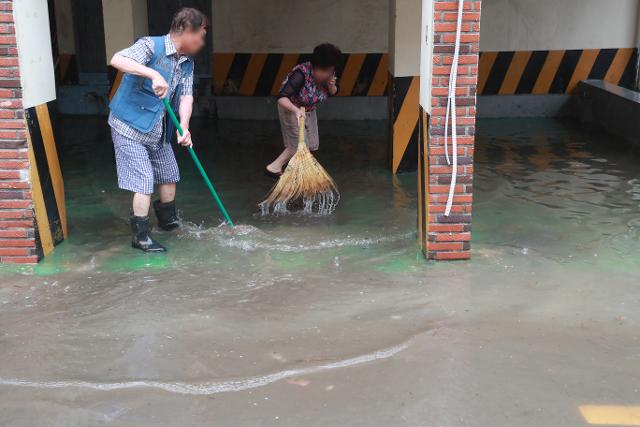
102, 0, 148, 62
419, 0, 434, 113
389, 0, 422, 78
388, 0, 423, 173
13, 0, 56, 108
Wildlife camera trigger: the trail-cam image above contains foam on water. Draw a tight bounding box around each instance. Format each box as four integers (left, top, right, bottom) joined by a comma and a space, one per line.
0, 341, 409, 396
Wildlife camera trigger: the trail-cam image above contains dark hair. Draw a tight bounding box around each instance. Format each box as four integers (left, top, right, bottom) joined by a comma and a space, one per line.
311, 43, 342, 71
170, 7, 208, 34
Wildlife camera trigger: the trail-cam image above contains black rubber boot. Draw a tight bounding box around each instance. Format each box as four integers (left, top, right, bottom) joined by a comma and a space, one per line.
153, 200, 180, 231
130, 215, 166, 253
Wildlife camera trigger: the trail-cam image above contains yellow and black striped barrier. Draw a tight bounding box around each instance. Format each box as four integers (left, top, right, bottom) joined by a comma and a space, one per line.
109, 48, 636, 99
389, 75, 420, 174
212, 52, 389, 96
478, 48, 637, 95
109, 68, 124, 100
25, 102, 67, 259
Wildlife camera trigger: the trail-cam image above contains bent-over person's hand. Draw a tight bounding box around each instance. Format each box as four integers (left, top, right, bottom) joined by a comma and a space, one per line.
295, 108, 305, 127
328, 75, 338, 95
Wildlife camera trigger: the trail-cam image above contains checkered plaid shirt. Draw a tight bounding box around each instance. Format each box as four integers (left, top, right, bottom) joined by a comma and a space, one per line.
108, 34, 194, 145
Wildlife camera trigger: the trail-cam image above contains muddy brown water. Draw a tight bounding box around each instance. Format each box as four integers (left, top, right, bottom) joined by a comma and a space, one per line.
0, 117, 638, 426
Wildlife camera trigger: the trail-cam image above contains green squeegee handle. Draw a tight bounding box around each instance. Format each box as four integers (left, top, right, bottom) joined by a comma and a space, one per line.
162, 97, 234, 226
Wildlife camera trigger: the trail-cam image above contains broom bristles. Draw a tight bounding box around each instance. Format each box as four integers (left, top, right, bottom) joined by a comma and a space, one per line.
260, 108, 339, 215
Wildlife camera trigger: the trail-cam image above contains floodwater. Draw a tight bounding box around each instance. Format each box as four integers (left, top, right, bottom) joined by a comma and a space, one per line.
0, 116, 639, 426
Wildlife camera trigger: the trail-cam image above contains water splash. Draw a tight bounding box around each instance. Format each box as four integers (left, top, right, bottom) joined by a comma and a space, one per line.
179, 222, 414, 252
260, 192, 340, 217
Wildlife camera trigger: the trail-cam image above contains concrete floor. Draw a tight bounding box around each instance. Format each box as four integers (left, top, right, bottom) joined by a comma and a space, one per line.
0, 117, 639, 426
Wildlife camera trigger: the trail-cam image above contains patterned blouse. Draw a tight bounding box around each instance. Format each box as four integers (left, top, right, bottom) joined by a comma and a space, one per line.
277, 62, 337, 111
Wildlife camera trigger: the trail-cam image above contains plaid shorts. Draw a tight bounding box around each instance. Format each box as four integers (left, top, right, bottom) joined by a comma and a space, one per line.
111, 128, 180, 195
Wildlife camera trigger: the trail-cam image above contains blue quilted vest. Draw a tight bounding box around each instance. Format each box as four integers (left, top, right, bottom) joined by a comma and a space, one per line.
109, 36, 193, 143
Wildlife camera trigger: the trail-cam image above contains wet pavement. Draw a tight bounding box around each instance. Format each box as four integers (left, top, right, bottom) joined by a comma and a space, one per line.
0, 116, 639, 426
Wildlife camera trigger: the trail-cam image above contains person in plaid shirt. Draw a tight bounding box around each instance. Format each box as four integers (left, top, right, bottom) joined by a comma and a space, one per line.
109, 8, 207, 253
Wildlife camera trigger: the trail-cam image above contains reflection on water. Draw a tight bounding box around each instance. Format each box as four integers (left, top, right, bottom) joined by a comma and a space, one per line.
473, 119, 640, 264
0, 117, 639, 425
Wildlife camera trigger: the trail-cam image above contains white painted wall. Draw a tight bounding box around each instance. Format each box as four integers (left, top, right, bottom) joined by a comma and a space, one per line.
212, 0, 389, 53
480, 0, 640, 51
13, 0, 56, 108
102, 0, 148, 61
389, 0, 421, 77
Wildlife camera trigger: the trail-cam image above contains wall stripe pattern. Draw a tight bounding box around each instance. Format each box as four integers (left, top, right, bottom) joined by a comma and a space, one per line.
478, 48, 638, 95
389, 75, 420, 174
25, 103, 66, 259
212, 53, 389, 96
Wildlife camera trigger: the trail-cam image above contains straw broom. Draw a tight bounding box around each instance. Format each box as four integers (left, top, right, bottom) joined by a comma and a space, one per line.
260, 107, 339, 215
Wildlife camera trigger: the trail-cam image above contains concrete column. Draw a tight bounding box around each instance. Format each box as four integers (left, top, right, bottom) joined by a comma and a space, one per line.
388, 0, 422, 173
418, 0, 481, 261
102, 0, 148, 62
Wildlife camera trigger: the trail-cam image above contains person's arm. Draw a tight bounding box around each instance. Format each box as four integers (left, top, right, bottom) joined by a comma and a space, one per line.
109, 38, 169, 99
175, 65, 194, 147
277, 97, 304, 123
277, 70, 305, 124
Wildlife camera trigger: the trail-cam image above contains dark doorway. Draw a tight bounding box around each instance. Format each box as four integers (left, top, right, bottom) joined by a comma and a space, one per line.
71, 0, 106, 75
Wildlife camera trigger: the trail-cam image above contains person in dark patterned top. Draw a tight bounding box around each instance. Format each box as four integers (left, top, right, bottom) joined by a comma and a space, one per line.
265, 44, 342, 178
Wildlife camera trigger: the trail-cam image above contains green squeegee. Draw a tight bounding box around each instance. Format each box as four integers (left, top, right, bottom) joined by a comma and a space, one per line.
162, 98, 233, 226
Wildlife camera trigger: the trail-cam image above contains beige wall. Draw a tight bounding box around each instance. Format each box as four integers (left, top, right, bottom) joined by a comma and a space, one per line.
388, 0, 421, 77
102, 0, 148, 60
480, 0, 640, 51
212, 0, 389, 53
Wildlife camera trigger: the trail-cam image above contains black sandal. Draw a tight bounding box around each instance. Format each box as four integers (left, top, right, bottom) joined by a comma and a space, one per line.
264, 168, 282, 179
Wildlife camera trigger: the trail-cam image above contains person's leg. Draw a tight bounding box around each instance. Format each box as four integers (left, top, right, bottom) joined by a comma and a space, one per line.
112, 129, 165, 252
132, 193, 152, 216
157, 183, 176, 203
267, 104, 299, 174
151, 143, 180, 230
267, 147, 296, 173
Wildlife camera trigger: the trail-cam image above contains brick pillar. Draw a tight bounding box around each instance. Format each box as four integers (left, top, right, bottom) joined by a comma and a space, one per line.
420, 0, 480, 261
0, 0, 37, 263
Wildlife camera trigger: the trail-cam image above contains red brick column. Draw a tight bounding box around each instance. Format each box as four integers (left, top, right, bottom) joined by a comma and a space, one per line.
422, 0, 480, 261
0, 0, 37, 263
